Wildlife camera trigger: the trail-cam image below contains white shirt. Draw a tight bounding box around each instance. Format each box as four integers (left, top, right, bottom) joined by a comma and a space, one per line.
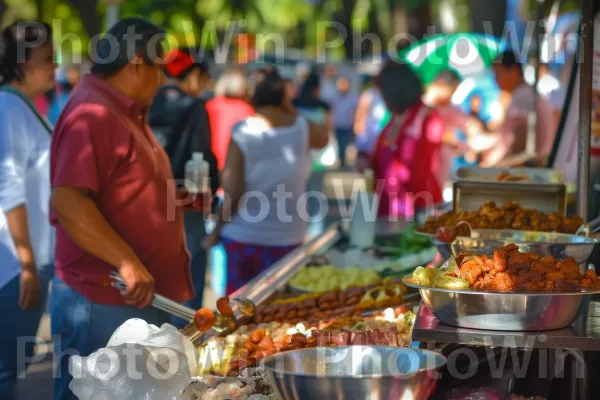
221, 116, 311, 246
0, 91, 54, 290
537, 74, 566, 112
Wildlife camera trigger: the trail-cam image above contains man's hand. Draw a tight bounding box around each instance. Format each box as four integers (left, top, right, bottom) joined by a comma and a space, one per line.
118, 261, 155, 308
202, 231, 220, 250
19, 268, 41, 311
51, 187, 157, 308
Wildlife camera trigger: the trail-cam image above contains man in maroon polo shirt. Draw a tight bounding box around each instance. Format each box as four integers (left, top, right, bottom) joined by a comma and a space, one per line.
48, 18, 193, 400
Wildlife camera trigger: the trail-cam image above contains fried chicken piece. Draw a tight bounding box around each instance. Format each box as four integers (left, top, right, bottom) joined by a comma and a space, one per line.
501, 202, 520, 212
508, 252, 533, 265
517, 281, 546, 292
502, 244, 520, 253
524, 252, 541, 262
586, 269, 600, 281
480, 272, 515, 292
515, 271, 544, 284
459, 260, 485, 286
545, 271, 566, 281
482, 257, 496, 273
580, 279, 594, 289
493, 249, 508, 273
560, 216, 584, 234
539, 255, 557, 264
555, 280, 582, 292
557, 258, 580, 273
531, 262, 558, 274
564, 271, 583, 281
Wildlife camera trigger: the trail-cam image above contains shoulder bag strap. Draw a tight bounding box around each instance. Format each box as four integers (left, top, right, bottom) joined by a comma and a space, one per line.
0, 86, 54, 135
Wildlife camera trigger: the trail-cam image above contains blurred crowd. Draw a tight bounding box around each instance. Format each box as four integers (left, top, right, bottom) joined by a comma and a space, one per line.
0, 16, 566, 400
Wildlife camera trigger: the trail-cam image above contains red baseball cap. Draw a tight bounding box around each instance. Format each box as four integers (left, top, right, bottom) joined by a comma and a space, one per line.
164, 48, 207, 78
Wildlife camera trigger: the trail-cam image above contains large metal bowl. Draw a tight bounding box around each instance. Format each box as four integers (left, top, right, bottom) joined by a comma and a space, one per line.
263, 346, 447, 400
424, 229, 597, 269
403, 277, 600, 331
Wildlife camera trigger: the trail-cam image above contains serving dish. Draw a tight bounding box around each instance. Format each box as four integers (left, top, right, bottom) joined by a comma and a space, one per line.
453, 167, 565, 184
452, 181, 566, 215
418, 228, 597, 271
403, 276, 600, 331
263, 346, 446, 400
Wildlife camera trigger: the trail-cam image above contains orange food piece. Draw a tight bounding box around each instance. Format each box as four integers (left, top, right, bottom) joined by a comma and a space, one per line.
244, 340, 261, 352
272, 340, 284, 351
194, 308, 215, 332
457, 244, 596, 293
249, 329, 266, 344
258, 335, 275, 351
545, 272, 566, 281
216, 297, 233, 316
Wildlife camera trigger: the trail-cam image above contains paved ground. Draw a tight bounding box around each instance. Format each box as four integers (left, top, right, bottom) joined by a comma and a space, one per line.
14, 169, 361, 399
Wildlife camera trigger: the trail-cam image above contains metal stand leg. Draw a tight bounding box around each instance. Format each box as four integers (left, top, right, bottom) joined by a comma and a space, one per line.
578, 351, 589, 400
569, 349, 587, 400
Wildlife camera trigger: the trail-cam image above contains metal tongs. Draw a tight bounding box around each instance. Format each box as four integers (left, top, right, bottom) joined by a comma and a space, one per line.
110, 272, 257, 337
109, 271, 196, 321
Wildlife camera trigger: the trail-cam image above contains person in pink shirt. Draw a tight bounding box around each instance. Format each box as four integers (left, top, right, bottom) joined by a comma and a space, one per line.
371, 62, 444, 218
482, 51, 555, 167
49, 18, 194, 399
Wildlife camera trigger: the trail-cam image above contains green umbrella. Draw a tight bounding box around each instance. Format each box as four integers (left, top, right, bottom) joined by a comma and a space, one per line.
398, 33, 505, 84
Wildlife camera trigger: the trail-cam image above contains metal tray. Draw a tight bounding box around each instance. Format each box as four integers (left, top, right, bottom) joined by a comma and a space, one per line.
431, 229, 598, 269
454, 167, 565, 184
402, 277, 600, 331
452, 180, 567, 215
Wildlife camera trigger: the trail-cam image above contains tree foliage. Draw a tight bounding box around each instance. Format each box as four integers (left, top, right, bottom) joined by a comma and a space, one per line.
0, 0, 585, 60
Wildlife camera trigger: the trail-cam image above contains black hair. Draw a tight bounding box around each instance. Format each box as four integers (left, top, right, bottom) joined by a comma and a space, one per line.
0, 21, 52, 85
252, 67, 285, 108
496, 50, 524, 76
377, 61, 423, 113
90, 17, 165, 78
300, 72, 320, 96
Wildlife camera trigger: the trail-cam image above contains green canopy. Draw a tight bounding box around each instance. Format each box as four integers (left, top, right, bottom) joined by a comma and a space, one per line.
398, 33, 505, 84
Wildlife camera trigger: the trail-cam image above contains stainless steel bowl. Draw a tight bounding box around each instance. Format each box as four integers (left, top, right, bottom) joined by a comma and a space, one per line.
263, 346, 447, 400
427, 230, 597, 269
403, 277, 600, 331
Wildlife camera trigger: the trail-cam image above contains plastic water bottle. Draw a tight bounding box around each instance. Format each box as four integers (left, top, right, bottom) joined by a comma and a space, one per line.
349, 169, 379, 249
184, 152, 210, 212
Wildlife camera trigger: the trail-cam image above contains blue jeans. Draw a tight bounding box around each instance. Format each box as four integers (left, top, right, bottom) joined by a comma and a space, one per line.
172, 212, 207, 329
306, 170, 326, 238
0, 265, 53, 399
50, 276, 170, 400
335, 127, 353, 167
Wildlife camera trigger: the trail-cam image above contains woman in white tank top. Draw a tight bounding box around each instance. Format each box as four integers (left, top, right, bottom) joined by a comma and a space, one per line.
203, 68, 329, 295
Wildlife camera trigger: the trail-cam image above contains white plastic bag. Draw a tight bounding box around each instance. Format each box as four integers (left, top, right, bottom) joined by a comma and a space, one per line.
69, 319, 196, 400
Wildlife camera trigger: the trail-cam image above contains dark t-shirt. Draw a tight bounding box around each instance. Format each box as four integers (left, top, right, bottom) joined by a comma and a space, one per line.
149, 86, 219, 195
293, 95, 330, 125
